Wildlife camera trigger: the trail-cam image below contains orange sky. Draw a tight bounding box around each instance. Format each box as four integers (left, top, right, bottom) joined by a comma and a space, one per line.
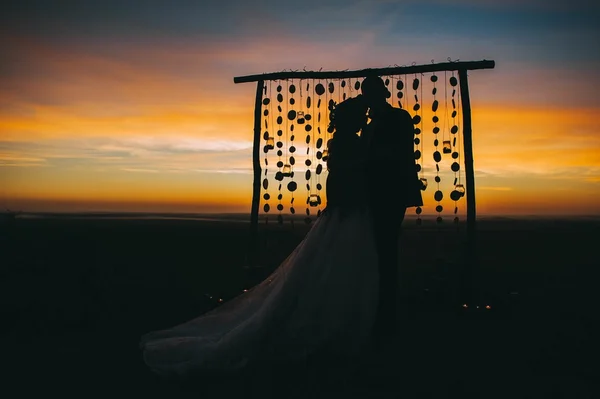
1, 0, 599, 216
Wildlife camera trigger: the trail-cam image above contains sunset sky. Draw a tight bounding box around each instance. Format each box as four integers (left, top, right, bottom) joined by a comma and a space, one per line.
2, 0, 599, 216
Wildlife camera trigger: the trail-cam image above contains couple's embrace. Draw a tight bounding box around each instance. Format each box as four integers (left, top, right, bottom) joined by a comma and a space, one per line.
140, 76, 423, 377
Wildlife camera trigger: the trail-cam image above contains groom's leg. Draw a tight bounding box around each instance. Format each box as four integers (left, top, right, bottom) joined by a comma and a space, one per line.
389, 209, 406, 325
372, 216, 386, 341
372, 220, 399, 341
380, 232, 397, 333
374, 210, 405, 339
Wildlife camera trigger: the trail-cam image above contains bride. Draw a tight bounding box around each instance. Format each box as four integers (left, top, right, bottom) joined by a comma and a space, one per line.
140, 95, 380, 377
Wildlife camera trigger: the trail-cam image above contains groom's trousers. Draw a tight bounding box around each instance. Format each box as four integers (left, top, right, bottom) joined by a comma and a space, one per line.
372, 208, 406, 340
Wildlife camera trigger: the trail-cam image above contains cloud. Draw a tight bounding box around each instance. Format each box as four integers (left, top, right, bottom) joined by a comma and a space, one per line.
0, 154, 47, 167
191, 168, 252, 174
412, 0, 598, 9
0, 136, 253, 175
121, 168, 159, 173
478, 186, 513, 191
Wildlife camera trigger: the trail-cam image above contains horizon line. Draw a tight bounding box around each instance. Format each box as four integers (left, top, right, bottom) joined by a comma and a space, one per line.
6, 210, 600, 219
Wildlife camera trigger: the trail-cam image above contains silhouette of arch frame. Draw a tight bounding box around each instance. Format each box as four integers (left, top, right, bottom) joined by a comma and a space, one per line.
233, 59, 495, 304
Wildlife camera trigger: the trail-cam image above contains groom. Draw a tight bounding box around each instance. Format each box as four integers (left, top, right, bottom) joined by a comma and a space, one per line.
361, 75, 423, 345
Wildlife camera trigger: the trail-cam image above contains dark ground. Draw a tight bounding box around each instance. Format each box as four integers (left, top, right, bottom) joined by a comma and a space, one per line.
1, 215, 599, 398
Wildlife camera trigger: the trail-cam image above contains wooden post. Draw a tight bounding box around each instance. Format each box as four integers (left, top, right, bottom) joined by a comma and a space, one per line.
248, 80, 264, 268
458, 69, 477, 305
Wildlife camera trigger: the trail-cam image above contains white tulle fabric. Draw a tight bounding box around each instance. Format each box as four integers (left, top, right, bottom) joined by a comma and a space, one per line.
140, 207, 379, 377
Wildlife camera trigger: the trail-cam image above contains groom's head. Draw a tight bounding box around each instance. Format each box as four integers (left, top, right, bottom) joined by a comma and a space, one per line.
361, 75, 389, 109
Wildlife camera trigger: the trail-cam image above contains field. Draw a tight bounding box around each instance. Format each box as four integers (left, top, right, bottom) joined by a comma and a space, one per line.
1, 214, 599, 398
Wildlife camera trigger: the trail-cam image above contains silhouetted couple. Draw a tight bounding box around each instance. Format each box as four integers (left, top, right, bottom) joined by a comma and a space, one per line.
140, 76, 423, 377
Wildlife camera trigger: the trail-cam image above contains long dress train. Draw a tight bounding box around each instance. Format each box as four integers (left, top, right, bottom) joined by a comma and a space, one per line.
140, 207, 378, 377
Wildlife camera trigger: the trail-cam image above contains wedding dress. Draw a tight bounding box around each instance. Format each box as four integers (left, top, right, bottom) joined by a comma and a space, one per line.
140, 132, 379, 377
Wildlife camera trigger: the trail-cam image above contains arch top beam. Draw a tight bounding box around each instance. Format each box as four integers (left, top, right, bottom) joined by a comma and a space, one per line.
233, 60, 495, 84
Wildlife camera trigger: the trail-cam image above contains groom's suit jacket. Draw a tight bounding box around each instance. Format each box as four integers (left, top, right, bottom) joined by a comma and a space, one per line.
362, 104, 423, 212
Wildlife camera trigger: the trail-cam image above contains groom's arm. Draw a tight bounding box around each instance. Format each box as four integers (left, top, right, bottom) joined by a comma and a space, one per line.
390, 108, 416, 175
376, 110, 407, 164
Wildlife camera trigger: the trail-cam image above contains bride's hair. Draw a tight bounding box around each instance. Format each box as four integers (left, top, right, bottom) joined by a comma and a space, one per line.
326, 96, 367, 169
328, 95, 367, 135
